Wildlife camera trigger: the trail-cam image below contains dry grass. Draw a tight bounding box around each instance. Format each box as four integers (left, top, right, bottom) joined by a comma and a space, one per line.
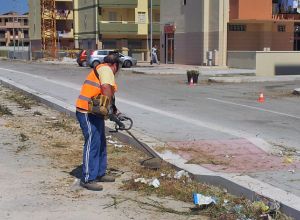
7, 92, 38, 109
0, 104, 13, 116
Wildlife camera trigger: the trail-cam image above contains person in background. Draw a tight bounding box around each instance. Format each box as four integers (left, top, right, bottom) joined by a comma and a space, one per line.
151, 45, 160, 65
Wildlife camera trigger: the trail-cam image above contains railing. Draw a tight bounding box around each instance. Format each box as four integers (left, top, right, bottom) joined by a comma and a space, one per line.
99, 21, 139, 34
99, 0, 138, 8
272, 13, 300, 20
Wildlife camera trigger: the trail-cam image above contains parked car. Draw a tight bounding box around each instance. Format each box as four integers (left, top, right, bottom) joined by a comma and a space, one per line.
76, 49, 93, 67
87, 50, 137, 68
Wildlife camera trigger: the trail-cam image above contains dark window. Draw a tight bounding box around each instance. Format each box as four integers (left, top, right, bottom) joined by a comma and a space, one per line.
228, 24, 246, 32
183, 0, 187, 5
97, 50, 107, 55
278, 25, 286, 32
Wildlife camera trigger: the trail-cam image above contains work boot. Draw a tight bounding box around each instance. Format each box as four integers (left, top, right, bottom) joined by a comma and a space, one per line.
97, 175, 115, 182
80, 180, 103, 191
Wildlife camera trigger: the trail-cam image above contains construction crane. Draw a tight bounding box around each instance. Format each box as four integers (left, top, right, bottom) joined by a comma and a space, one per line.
41, 0, 57, 59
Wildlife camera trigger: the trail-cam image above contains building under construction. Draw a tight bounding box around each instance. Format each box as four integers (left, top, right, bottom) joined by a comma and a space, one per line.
29, 0, 74, 58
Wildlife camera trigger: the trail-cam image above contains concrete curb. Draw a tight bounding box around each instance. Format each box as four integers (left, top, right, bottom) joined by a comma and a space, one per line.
0, 76, 299, 219
209, 76, 300, 83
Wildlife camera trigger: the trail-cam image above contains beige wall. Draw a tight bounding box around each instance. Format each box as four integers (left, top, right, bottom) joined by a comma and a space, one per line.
256, 51, 300, 76
160, 0, 228, 65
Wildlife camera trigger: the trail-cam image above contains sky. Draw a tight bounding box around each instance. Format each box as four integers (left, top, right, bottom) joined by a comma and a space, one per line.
0, 0, 28, 15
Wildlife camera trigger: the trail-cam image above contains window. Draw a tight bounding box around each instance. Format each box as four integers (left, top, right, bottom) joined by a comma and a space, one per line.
138, 12, 146, 23
108, 12, 117, 21
97, 50, 107, 55
183, 0, 187, 5
228, 24, 246, 32
278, 25, 286, 32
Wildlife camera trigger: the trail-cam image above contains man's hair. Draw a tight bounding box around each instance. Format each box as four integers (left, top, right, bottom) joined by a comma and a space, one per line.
103, 51, 120, 64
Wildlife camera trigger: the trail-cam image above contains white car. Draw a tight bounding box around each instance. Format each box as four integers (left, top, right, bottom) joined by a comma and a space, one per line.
87, 50, 137, 68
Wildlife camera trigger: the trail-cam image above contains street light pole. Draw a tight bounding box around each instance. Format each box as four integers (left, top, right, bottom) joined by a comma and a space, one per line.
150, 0, 153, 63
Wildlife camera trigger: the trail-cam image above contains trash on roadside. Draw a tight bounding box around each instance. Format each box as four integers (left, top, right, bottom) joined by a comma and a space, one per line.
193, 193, 216, 206
106, 135, 112, 139
283, 156, 293, 164
160, 173, 166, 177
108, 140, 118, 144
149, 178, 160, 188
174, 170, 190, 179
232, 204, 243, 214
223, 199, 229, 206
288, 169, 295, 174
134, 177, 148, 184
114, 144, 124, 148
253, 201, 269, 213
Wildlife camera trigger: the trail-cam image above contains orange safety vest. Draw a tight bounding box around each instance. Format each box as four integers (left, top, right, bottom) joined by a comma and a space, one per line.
76, 64, 118, 111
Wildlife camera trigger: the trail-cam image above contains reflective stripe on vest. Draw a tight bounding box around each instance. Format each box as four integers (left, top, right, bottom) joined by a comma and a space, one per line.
76, 63, 117, 110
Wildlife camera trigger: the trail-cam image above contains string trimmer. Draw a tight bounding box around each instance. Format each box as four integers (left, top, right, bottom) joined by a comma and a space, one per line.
109, 114, 162, 169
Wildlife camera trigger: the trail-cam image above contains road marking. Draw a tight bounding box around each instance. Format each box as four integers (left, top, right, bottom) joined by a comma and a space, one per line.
207, 98, 300, 120
0, 67, 276, 152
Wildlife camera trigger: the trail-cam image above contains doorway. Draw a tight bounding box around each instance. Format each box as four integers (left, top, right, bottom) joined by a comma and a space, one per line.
165, 33, 174, 64
294, 23, 300, 50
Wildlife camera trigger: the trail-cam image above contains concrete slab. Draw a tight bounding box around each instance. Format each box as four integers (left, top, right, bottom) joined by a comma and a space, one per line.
209, 75, 300, 83
166, 139, 300, 173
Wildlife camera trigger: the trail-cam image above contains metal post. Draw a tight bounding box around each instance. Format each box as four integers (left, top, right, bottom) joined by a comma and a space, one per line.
95, 0, 99, 49
150, 0, 153, 63
13, 14, 16, 59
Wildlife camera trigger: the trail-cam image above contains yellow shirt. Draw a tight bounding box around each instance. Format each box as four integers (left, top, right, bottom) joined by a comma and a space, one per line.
97, 66, 115, 86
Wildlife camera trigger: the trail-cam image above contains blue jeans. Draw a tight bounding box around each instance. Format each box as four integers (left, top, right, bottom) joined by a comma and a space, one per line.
76, 111, 107, 182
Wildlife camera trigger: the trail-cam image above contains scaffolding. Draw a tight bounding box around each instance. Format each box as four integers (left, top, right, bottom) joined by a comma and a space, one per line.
41, 0, 57, 58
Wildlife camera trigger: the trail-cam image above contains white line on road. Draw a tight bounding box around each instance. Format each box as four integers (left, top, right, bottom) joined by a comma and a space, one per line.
207, 98, 300, 120
0, 67, 275, 152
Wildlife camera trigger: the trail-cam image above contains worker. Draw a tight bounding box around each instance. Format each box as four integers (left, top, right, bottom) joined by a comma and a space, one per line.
76, 52, 120, 191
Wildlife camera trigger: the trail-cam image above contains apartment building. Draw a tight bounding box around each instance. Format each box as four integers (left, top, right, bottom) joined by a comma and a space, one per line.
0, 12, 29, 47
228, 0, 300, 51
160, 0, 229, 66
29, 0, 74, 52
73, 0, 160, 61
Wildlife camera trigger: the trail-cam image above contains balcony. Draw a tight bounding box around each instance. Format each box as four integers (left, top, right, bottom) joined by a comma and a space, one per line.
55, 9, 73, 20
272, 13, 300, 21
149, 22, 160, 34
58, 29, 74, 38
99, 21, 138, 34
99, 0, 138, 8
151, 0, 160, 9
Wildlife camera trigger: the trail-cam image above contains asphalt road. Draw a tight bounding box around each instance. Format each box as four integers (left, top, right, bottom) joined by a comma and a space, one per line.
1, 60, 300, 151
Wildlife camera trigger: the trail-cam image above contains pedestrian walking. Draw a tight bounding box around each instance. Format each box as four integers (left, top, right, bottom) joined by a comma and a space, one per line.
76, 52, 120, 191
151, 45, 160, 65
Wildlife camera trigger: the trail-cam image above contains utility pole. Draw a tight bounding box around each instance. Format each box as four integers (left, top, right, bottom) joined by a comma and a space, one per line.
150, 0, 153, 63
13, 13, 16, 59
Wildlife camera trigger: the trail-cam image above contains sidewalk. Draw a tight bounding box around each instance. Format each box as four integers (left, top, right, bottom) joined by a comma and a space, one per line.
124, 62, 255, 76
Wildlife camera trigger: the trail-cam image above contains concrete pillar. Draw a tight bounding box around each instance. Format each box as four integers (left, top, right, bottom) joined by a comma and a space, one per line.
202, 0, 210, 65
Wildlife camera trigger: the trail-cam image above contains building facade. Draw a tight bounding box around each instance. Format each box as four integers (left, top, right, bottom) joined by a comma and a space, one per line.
228, 0, 298, 51
74, 0, 160, 61
0, 12, 29, 47
29, 0, 74, 52
160, 0, 229, 66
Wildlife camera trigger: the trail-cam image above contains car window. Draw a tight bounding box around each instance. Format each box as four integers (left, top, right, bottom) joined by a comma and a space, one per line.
97, 51, 107, 55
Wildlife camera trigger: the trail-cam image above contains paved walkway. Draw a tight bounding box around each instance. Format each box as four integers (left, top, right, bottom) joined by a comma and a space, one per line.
124, 62, 255, 76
